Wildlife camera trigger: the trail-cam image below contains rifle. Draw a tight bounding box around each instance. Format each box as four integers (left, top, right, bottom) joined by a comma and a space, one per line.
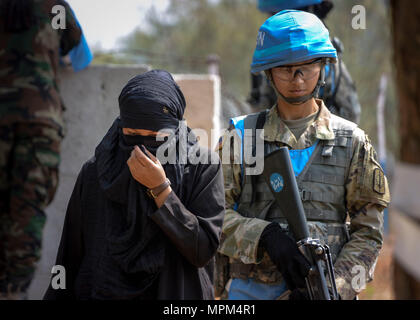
262, 147, 339, 300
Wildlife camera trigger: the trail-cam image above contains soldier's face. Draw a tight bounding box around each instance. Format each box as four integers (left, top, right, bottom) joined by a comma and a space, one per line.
271, 58, 321, 98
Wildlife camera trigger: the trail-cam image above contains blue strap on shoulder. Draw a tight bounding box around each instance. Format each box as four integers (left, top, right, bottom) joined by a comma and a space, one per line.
230, 115, 246, 175
230, 115, 318, 209
288, 140, 319, 177
230, 116, 246, 211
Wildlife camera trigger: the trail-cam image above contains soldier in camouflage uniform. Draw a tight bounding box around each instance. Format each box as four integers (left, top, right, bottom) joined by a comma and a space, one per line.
215, 10, 390, 300
0, 0, 82, 299
248, 0, 361, 124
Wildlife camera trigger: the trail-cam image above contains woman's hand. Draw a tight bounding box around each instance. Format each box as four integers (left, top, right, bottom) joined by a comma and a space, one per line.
127, 145, 167, 189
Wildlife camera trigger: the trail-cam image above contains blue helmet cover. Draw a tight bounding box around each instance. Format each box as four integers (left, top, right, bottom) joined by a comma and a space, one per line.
251, 10, 337, 74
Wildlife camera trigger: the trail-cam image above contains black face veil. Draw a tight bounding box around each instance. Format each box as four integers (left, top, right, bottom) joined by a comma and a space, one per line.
92, 70, 195, 299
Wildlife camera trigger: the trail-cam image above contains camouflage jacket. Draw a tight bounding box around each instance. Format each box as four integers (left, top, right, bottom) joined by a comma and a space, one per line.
217, 99, 390, 300
0, 0, 81, 131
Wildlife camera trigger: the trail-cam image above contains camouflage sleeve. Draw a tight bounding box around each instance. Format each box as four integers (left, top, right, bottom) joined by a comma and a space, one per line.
215, 127, 270, 265
334, 128, 390, 300
57, 0, 82, 56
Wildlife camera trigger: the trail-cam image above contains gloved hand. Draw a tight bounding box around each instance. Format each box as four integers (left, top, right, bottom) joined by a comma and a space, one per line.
259, 222, 311, 290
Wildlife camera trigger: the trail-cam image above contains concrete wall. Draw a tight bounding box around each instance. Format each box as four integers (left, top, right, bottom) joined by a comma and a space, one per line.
27, 65, 221, 299
390, 162, 420, 282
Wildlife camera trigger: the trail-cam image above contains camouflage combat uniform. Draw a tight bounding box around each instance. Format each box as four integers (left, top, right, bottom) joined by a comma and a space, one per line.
0, 0, 81, 298
216, 99, 390, 300
248, 38, 362, 124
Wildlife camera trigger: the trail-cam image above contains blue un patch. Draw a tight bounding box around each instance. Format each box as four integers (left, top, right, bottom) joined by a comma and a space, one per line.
270, 173, 284, 192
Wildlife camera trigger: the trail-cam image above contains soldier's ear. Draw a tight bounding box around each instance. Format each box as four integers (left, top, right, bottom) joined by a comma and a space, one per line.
264, 69, 272, 81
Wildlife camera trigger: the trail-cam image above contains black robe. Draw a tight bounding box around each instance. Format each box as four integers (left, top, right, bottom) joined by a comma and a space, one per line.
43, 146, 225, 300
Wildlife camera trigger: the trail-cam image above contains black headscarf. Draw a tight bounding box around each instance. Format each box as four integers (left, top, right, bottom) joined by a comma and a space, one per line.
118, 69, 186, 131
93, 70, 197, 299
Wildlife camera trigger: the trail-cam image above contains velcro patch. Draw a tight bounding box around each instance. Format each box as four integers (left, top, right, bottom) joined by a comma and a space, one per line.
373, 168, 385, 194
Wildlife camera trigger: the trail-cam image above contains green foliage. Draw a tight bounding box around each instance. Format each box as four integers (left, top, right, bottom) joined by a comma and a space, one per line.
119, 0, 266, 97
325, 0, 398, 157
91, 52, 133, 65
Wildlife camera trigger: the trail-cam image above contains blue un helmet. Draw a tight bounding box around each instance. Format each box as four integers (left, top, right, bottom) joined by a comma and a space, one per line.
251, 10, 337, 104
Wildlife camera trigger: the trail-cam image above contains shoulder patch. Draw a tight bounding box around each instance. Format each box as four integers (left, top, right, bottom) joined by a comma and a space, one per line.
373, 168, 385, 194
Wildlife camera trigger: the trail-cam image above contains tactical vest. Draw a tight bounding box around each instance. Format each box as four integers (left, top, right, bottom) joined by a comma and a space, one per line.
229, 111, 356, 284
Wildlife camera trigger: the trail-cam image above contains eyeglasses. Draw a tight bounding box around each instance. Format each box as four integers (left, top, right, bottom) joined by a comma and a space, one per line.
272, 58, 323, 81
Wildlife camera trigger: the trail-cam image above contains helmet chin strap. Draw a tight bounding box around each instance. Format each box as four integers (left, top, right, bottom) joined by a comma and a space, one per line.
266, 64, 326, 105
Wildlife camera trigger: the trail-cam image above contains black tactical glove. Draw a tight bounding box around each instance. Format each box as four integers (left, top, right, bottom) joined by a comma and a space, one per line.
259, 222, 311, 290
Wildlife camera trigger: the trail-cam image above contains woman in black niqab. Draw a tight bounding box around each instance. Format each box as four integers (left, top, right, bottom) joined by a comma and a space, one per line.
44, 70, 225, 300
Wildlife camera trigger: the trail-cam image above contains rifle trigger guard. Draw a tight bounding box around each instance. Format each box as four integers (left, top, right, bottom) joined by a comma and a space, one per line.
296, 238, 340, 300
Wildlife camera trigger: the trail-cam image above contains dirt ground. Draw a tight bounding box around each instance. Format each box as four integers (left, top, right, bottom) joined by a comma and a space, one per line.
358, 235, 395, 300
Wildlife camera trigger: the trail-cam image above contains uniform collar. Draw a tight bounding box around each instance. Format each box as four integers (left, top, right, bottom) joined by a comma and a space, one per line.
261, 99, 335, 149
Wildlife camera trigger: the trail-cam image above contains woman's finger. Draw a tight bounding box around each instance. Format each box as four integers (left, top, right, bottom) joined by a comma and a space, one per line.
142, 145, 159, 163
127, 154, 140, 172
134, 145, 151, 166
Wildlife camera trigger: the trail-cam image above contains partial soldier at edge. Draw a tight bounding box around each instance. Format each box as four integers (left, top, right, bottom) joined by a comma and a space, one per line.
0, 0, 83, 299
